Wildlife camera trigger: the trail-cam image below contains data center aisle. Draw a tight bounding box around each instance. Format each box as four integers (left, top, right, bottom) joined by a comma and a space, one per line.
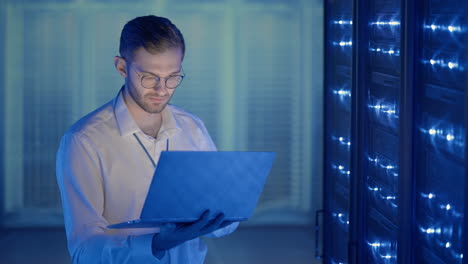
0, 226, 317, 264
204, 226, 318, 264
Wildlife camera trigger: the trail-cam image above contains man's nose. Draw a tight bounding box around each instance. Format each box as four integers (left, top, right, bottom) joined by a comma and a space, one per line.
152, 80, 168, 95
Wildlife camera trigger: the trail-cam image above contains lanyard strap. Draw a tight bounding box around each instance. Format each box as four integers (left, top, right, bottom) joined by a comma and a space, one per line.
133, 133, 170, 168
133, 133, 156, 168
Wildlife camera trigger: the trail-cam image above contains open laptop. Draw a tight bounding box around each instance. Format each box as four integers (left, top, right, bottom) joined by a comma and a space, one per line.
108, 151, 276, 229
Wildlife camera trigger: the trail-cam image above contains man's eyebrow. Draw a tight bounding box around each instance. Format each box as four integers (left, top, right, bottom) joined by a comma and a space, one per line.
140, 69, 182, 76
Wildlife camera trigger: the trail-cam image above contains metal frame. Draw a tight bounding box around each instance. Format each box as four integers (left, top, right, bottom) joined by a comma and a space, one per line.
463, 1, 468, 263
398, 0, 417, 262
349, 0, 368, 262
322, 0, 332, 260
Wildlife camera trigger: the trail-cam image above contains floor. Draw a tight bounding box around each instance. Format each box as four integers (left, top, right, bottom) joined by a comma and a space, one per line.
0, 225, 321, 264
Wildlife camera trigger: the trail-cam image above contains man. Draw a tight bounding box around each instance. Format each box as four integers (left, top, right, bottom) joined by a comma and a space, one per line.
56, 15, 238, 264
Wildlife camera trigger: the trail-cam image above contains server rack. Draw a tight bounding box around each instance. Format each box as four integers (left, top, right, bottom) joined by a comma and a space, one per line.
322, 0, 467, 263
414, 0, 466, 263
323, 0, 354, 263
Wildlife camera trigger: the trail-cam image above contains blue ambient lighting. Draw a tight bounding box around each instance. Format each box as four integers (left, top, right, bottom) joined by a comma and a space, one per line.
423, 58, 463, 71
331, 135, 352, 147
332, 212, 350, 225
371, 21, 400, 26
368, 242, 381, 248
332, 163, 351, 177
333, 41, 353, 47
420, 125, 464, 146
333, 89, 352, 97
333, 20, 353, 25
369, 47, 401, 56
381, 254, 395, 260
331, 259, 347, 264
368, 103, 399, 119
368, 155, 399, 177
424, 24, 463, 33
421, 192, 436, 199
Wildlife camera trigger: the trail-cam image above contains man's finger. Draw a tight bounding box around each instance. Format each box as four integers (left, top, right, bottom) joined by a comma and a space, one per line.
201, 212, 225, 233
185, 209, 211, 232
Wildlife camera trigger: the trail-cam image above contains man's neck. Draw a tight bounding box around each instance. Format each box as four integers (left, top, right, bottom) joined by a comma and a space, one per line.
122, 89, 163, 138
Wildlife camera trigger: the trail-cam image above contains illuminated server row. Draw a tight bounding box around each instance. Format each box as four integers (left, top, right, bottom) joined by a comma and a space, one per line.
323, 0, 353, 263
322, 0, 467, 263
414, 0, 466, 263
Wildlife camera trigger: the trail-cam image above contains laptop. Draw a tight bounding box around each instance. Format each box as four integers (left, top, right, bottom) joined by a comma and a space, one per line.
108, 151, 276, 229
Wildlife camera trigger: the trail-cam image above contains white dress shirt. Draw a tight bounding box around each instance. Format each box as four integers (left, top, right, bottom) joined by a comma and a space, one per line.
56, 89, 238, 264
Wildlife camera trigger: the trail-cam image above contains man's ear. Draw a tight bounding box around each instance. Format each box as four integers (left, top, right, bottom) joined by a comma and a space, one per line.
114, 56, 128, 78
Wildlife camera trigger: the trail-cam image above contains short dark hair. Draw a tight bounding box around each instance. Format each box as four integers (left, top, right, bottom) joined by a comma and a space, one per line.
119, 15, 185, 61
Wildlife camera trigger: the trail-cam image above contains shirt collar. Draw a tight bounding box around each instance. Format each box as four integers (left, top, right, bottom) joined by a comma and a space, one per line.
114, 86, 182, 138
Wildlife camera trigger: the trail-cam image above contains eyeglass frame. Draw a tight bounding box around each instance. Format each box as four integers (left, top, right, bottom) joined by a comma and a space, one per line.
123, 57, 185, 89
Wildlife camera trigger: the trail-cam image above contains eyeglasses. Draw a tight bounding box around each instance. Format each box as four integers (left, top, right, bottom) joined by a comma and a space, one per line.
128, 64, 185, 89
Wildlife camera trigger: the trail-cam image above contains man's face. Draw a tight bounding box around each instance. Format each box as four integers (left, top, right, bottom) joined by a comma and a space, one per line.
125, 47, 183, 114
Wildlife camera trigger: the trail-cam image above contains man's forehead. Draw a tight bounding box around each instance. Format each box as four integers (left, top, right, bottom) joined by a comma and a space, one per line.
131, 47, 182, 71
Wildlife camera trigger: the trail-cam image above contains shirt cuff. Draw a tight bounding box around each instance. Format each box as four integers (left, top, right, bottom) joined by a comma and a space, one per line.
205, 221, 239, 238
131, 233, 168, 263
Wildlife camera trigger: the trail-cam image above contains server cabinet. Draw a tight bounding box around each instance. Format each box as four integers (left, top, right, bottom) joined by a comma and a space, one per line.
414, 0, 466, 263
323, 0, 353, 263
362, 1, 401, 263
323, 0, 467, 263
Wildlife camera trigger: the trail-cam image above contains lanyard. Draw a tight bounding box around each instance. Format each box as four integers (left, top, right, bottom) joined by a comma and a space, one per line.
133, 133, 169, 168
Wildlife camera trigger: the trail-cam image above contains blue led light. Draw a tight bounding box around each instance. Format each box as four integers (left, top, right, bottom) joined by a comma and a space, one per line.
331, 259, 347, 264
421, 124, 464, 147
419, 226, 441, 234
422, 58, 464, 71
381, 254, 395, 260
333, 211, 350, 226
369, 47, 401, 56
332, 163, 351, 178
371, 21, 400, 26
368, 103, 399, 119
333, 41, 353, 47
333, 20, 353, 25
424, 23, 463, 33
446, 134, 455, 141
421, 192, 436, 199
368, 155, 399, 177
368, 242, 381, 248
382, 109, 396, 115
447, 248, 464, 261
444, 204, 452, 210
367, 240, 397, 263
333, 89, 352, 97
369, 183, 398, 208
331, 135, 352, 147
380, 164, 396, 170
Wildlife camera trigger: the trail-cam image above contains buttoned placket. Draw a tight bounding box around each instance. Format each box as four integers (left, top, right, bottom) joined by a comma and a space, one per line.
153, 135, 166, 163
135, 132, 171, 170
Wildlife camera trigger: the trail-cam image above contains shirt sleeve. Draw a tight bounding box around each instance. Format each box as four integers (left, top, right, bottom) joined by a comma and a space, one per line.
56, 132, 165, 264
204, 222, 240, 238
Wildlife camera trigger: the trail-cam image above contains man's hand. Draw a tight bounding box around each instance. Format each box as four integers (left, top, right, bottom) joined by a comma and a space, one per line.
151, 210, 234, 259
